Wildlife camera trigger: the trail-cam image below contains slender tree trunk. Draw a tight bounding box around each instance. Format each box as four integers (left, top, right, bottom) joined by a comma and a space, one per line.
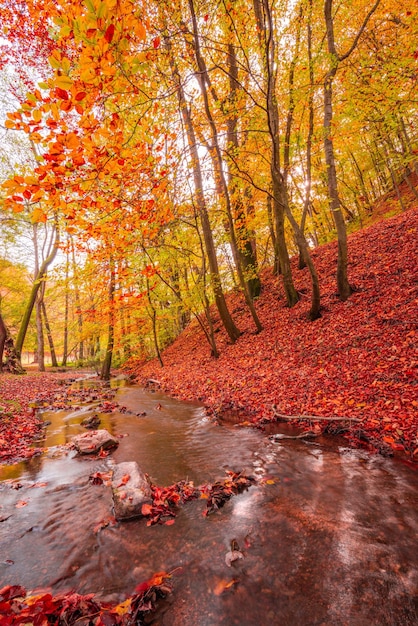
41, 297, 58, 367
62, 249, 69, 367
71, 241, 84, 364
254, 0, 299, 307
323, 0, 380, 300
225, 41, 261, 299
299, 0, 316, 268
100, 258, 115, 381
15, 222, 59, 361
188, 0, 262, 332
165, 35, 241, 343
36, 293, 45, 371
145, 275, 163, 367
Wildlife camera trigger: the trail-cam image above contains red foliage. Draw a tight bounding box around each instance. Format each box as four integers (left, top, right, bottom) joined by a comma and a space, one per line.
0, 572, 172, 624
139, 471, 255, 526
0, 372, 81, 463
128, 208, 418, 459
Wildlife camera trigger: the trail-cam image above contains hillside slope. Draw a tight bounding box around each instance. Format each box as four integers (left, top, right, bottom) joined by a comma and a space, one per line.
128, 206, 418, 459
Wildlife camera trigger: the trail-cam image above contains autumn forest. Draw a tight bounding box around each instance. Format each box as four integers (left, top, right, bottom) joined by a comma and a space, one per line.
0, 0, 417, 621
0, 0, 415, 371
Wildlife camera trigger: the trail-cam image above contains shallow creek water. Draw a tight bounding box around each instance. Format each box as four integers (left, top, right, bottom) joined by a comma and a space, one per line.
0, 380, 417, 625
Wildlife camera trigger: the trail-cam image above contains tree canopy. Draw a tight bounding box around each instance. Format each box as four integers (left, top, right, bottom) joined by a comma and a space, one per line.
0, 0, 417, 370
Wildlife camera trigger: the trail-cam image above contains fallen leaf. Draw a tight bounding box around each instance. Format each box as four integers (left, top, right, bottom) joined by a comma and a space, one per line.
213, 578, 238, 596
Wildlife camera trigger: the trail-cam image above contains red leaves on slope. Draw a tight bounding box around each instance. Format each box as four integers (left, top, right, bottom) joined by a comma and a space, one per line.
129, 207, 418, 460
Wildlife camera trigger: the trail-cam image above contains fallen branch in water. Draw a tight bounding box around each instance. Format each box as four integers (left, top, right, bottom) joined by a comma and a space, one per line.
270, 431, 318, 441
271, 405, 363, 423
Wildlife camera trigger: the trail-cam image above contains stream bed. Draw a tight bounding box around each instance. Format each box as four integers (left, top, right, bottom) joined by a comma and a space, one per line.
0, 380, 417, 625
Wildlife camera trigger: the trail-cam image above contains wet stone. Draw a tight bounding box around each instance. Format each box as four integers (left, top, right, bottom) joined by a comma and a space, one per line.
112, 461, 152, 520
81, 414, 101, 429
72, 429, 119, 454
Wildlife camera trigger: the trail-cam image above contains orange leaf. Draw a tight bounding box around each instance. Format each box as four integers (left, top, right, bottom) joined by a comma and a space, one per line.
117, 474, 130, 487
141, 503, 153, 516
213, 578, 238, 596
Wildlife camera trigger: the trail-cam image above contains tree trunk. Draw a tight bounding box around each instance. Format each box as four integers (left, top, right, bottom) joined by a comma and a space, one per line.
0, 313, 25, 374
254, 0, 299, 307
36, 293, 45, 371
100, 259, 115, 381
15, 223, 59, 361
41, 297, 59, 368
165, 34, 241, 343
71, 241, 84, 364
225, 41, 261, 299
323, 0, 380, 300
188, 0, 262, 332
62, 250, 69, 367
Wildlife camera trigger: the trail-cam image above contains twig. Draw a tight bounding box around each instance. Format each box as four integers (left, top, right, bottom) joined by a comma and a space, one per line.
271, 405, 362, 423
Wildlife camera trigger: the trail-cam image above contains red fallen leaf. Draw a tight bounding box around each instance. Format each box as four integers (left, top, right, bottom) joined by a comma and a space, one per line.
98, 449, 110, 458
15, 500, 28, 508
135, 572, 170, 594
153, 36, 161, 49
117, 473, 130, 487
0, 585, 26, 601
75, 91, 86, 101
164, 519, 175, 526
141, 503, 153, 516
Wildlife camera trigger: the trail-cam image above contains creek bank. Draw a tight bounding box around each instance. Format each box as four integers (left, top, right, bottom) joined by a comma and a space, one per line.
126, 209, 418, 462
1, 383, 417, 626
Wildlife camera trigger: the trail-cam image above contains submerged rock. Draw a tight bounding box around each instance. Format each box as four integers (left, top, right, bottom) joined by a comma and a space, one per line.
81, 414, 101, 429
72, 429, 118, 454
112, 461, 152, 520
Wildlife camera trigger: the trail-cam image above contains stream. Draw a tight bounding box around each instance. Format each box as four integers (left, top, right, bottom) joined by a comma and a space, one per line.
0, 379, 417, 625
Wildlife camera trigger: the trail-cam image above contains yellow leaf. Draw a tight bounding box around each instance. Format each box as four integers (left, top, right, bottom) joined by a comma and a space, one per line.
32, 109, 42, 123
114, 598, 132, 615
32, 208, 48, 223
80, 67, 97, 83
48, 55, 61, 69
54, 75, 73, 90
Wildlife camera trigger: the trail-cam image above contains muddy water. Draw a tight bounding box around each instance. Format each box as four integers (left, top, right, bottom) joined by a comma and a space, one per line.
0, 383, 417, 625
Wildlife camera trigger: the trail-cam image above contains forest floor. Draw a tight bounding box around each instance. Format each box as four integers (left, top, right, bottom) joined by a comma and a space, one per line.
126, 198, 418, 462
0, 193, 417, 465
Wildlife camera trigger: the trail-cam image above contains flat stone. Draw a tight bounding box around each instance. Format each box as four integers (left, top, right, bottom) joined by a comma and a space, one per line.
112, 461, 152, 520
72, 429, 119, 454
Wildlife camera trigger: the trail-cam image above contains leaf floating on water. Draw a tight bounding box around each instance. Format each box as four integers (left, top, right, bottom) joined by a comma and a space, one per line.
213, 578, 238, 596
